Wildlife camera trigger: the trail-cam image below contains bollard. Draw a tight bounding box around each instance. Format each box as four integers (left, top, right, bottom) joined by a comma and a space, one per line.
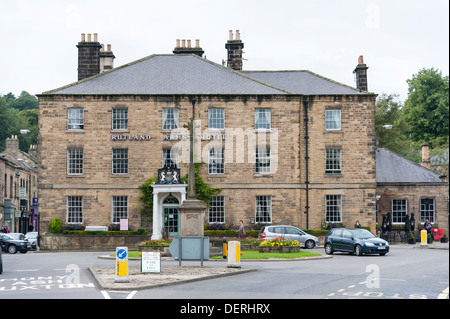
227, 241, 241, 268
421, 230, 427, 245
223, 237, 228, 259
115, 246, 130, 283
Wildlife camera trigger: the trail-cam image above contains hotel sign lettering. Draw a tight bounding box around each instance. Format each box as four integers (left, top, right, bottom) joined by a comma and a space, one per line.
163, 134, 225, 141
111, 134, 154, 141
111, 134, 225, 141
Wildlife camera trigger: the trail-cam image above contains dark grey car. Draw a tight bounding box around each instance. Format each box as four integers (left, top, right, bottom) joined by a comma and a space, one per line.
258, 225, 320, 249
324, 228, 389, 256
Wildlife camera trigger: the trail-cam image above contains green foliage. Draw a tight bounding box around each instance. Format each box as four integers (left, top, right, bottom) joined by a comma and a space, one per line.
180, 163, 221, 203
375, 68, 449, 163
138, 176, 158, 221
403, 68, 449, 147
138, 164, 221, 219
375, 94, 411, 157
0, 91, 38, 152
49, 217, 63, 234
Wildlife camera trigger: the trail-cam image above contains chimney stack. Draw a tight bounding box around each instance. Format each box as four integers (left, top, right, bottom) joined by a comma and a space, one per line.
353, 55, 369, 92
225, 30, 244, 71
173, 39, 204, 57
77, 33, 102, 81
421, 143, 431, 169
100, 43, 115, 73
6, 135, 19, 150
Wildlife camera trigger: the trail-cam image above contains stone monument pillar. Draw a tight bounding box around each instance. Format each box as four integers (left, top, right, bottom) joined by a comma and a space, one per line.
178, 97, 207, 237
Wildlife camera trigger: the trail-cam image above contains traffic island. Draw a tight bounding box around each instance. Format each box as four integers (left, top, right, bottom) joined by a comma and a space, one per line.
89, 265, 255, 290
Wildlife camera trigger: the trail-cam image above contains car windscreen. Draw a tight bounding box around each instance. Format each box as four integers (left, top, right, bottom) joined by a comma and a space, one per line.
351, 229, 376, 239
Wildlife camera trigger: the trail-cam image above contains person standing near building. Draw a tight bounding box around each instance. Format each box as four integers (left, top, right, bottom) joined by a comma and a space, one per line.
238, 220, 246, 239
424, 219, 433, 241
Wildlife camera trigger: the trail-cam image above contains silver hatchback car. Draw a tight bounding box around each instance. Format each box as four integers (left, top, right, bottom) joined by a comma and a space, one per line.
258, 225, 320, 249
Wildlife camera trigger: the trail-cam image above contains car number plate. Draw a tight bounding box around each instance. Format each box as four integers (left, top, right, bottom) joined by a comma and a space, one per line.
378, 246, 385, 250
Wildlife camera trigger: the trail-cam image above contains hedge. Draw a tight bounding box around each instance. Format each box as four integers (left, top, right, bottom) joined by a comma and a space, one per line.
61, 229, 147, 236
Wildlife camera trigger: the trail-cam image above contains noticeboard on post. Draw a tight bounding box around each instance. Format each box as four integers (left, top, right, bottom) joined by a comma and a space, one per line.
141, 251, 161, 273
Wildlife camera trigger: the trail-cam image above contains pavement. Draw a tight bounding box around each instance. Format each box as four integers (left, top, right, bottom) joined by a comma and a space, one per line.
91, 251, 332, 290
90, 242, 448, 291
89, 264, 256, 290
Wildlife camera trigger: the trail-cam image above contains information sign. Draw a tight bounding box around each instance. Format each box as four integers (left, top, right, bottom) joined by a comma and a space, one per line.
141, 251, 161, 273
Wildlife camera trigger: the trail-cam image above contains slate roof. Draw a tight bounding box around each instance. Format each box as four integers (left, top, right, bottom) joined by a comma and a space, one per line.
44, 54, 368, 96
45, 55, 291, 95
376, 148, 444, 183
241, 70, 365, 95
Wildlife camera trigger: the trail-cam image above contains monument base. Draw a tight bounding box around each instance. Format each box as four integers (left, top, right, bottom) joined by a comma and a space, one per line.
178, 198, 207, 237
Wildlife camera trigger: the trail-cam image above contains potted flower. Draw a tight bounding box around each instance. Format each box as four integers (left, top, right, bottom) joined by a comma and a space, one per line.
408, 233, 416, 244
441, 233, 448, 243
427, 233, 433, 244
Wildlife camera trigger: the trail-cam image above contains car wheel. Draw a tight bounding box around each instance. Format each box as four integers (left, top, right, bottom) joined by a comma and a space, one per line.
325, 243, 334, 255
305, 240, 315, 249
354, 244, 363, 256
8, 245, 17, 254
379, 253, 386, 256
20, 250, 28, 254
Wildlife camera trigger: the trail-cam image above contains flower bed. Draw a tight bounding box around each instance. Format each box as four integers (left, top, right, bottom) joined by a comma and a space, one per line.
138, 239, 172, 256
258, 237, 302, 253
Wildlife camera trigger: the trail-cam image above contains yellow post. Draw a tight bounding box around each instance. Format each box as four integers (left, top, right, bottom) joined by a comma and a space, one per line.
421, 230, 427, 245
223, 237, 228, 259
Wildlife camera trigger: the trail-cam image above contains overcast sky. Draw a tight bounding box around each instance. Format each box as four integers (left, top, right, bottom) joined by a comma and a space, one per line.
1, 0, 448, 102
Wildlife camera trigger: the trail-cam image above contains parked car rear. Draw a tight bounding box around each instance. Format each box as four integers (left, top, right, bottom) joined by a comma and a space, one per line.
25, 232, 38, 250
0, 233, 31, 254
324, 228, 389, 256
258, 225, 319, 249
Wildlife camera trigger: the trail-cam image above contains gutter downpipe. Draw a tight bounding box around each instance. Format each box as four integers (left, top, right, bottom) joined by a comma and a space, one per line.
304, 100, 310, 229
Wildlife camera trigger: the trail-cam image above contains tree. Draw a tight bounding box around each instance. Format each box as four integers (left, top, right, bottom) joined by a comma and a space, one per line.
9, 91, 38, 111
0, 97, 17, 150
375, 93, 411, 156
0, 91, 39, 152
403, 68, 449, 147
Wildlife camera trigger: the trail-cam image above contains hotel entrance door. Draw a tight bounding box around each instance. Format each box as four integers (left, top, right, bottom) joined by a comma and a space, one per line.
163, 207, 179, 236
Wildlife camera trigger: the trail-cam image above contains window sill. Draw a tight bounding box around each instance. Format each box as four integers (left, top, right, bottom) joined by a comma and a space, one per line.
111, 174, 130, 178
324, 130, 343, 133
325, 173, 343, 177
207, 174, 227, 178
254, 173, 273, 178
66, 129, 85, 133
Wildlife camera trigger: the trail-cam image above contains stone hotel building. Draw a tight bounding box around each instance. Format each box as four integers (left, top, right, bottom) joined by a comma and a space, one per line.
38, 31, 379, 238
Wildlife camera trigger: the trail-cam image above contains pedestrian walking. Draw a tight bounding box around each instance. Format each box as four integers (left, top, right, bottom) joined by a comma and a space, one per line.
238, 220, 246, 239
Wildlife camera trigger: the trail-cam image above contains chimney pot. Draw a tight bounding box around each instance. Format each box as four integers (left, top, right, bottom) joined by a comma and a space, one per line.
358, 55, 364, 64
235, 30, 240, 40
229, 30, 233, 40
87, 33, 92, 42
195, 39, 200, 48
176, 39, 180, 48
187, 39, 191, 48
182, 39, 186, 48
81, 33, 86, 42
94, 33, 98, 42
101, 44, 105, 52
107, 44, 111, 51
